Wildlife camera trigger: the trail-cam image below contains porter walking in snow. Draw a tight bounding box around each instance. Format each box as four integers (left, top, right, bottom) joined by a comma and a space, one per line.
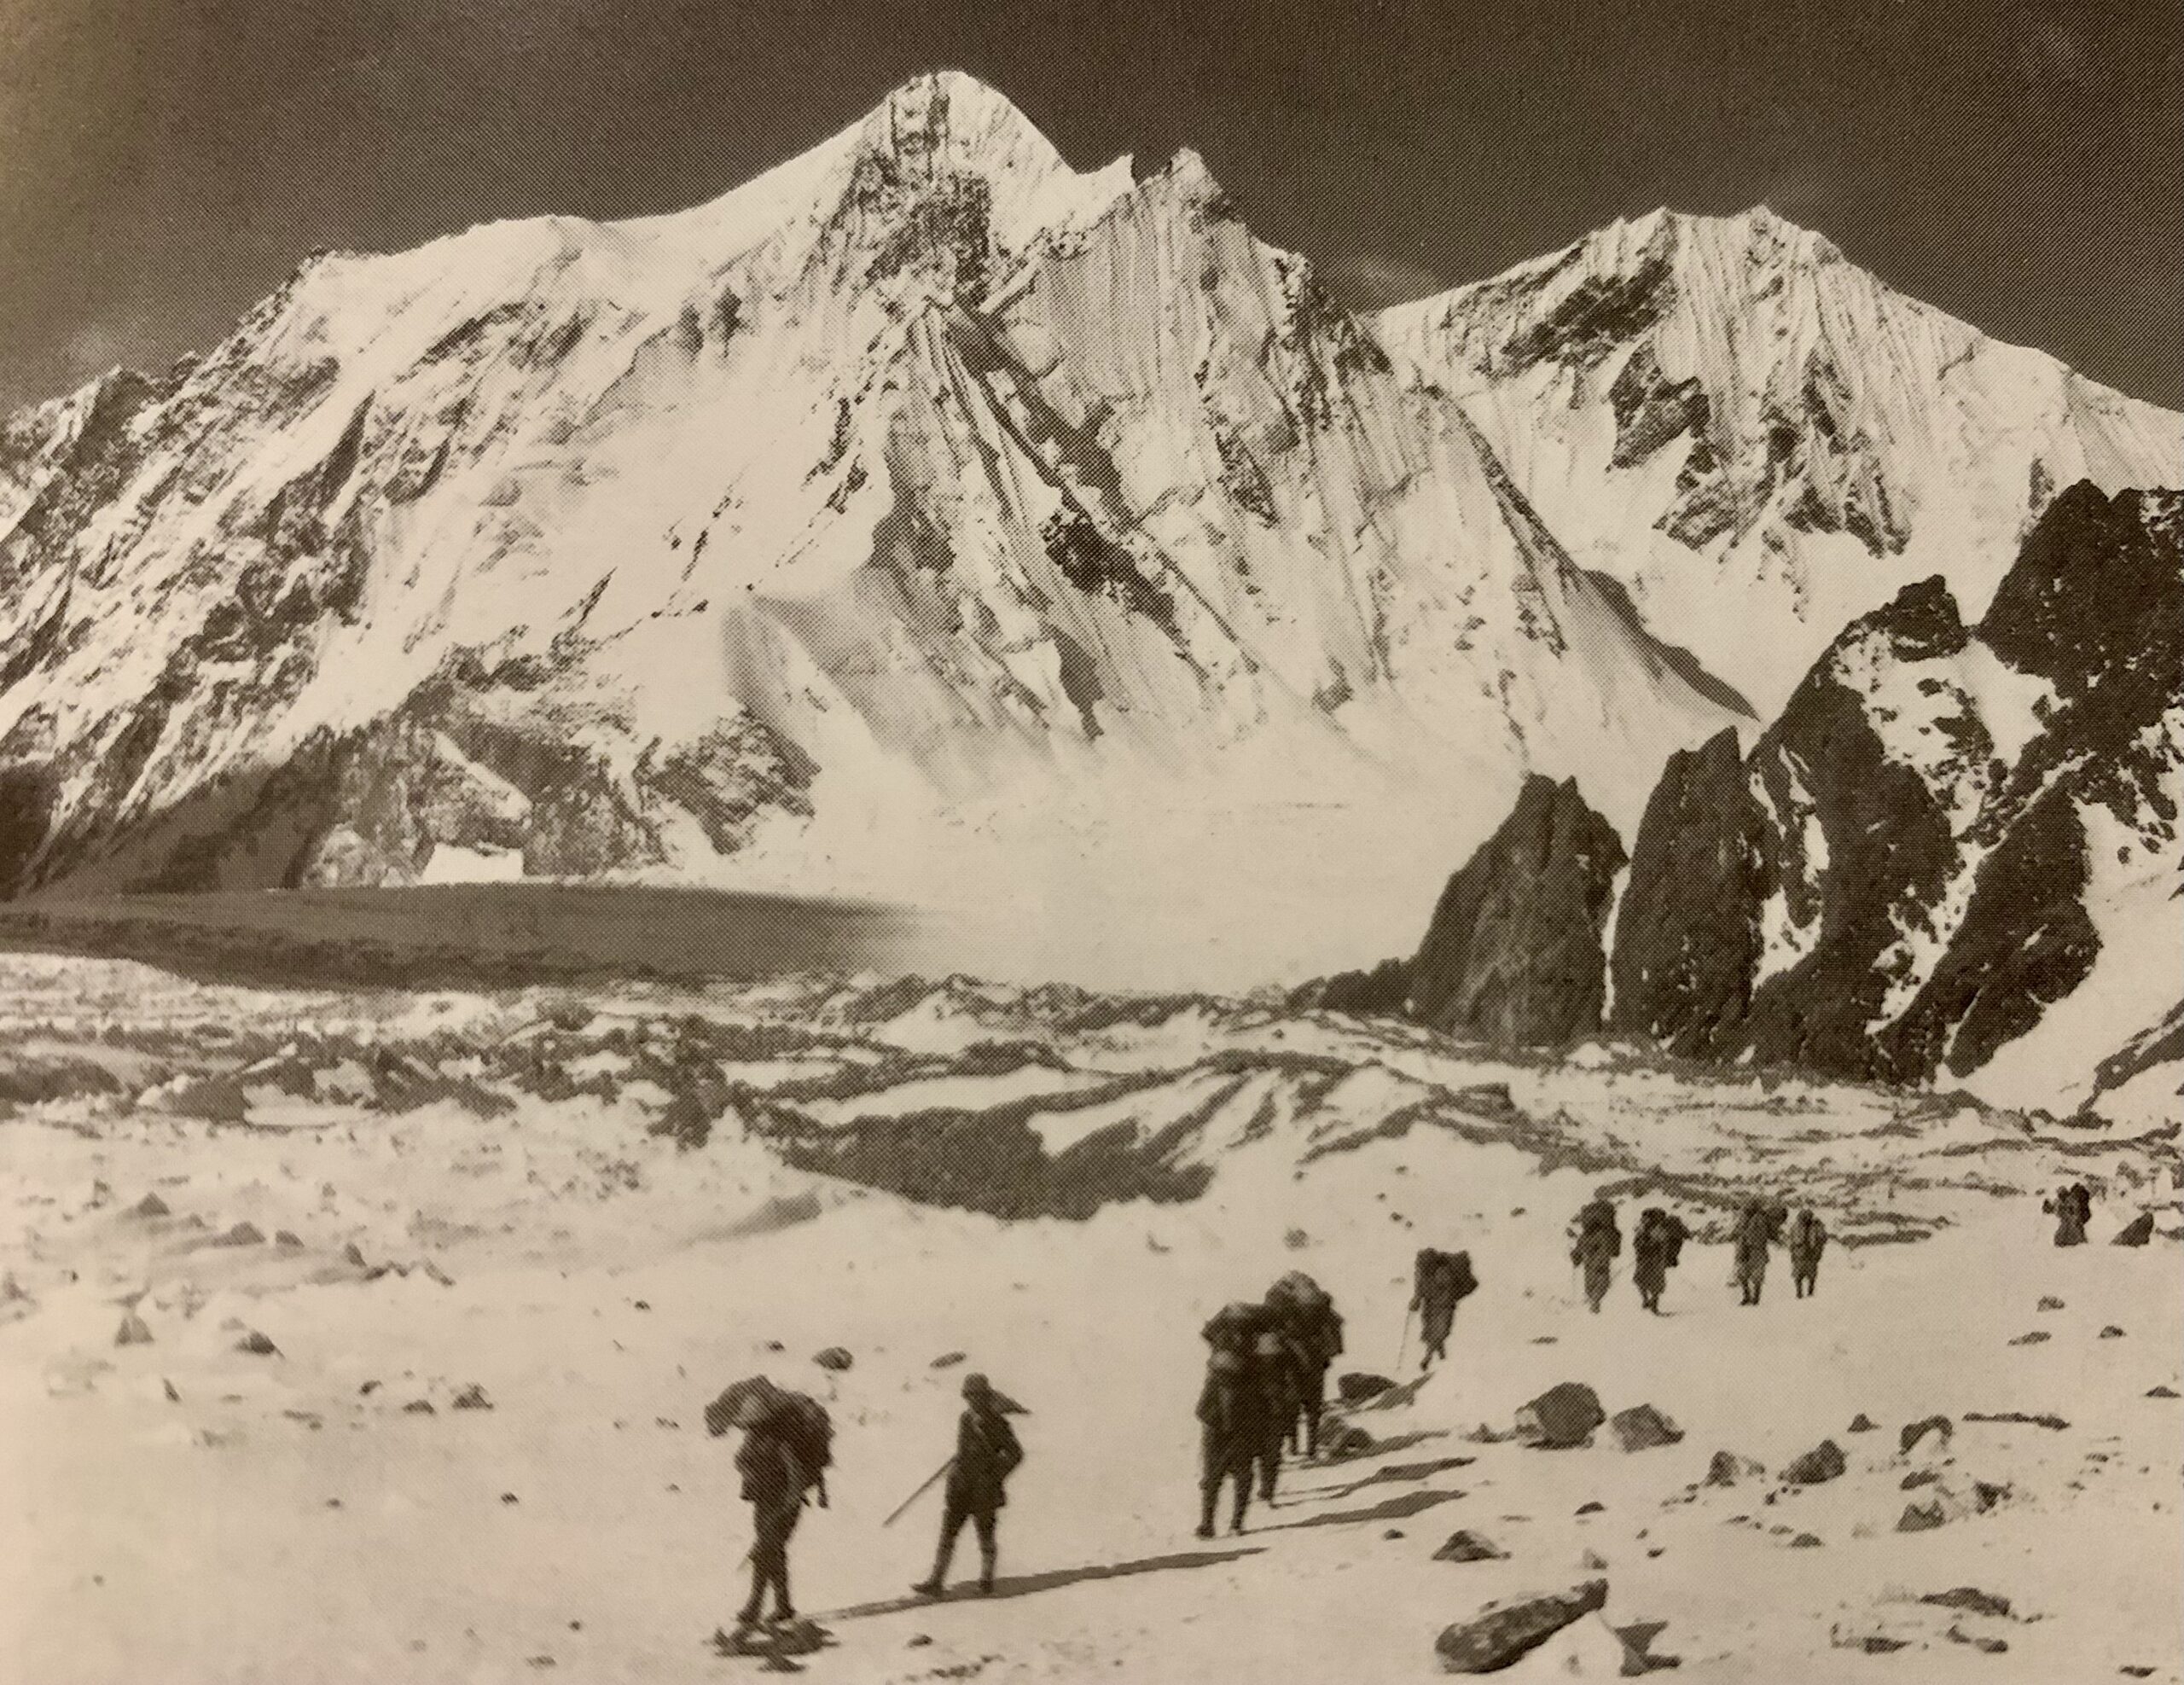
1571, 1196, 1621, 1313
1412, 1247, 1477, 1370
1631, 1207, 1687, 1313
1266, 1272, 1343, 1456
1196, 1349, 1264, 1537
709, 1381, 831, 1633
2046, 1182, 2093, 1246
1733, 1200, 1785, 1306
1788, 1208, 1827, 1299
914, 1373, 1024, 1598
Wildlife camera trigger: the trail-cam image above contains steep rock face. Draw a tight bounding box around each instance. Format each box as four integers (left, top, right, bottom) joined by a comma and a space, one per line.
1603, 483, 2182, 1106
1378, 209, 2184, 720
0, 73, 1745, 938
1609, 727, 1771, 1057
1406, 776, 1625, 1045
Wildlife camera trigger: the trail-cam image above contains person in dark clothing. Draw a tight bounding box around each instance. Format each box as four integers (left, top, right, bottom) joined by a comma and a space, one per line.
1249, 1331, 1296, 1504
1630, 1207, 1687, 1313
2046, 1182, 2093, 1246
735, 1421, 816, 1630
1733, 1200, 1784, 1305
1196, 1349, 1263, 1537
1413, 1249, 1475, 1370
1571, 1196, 1621, 1313
1788, 1209, 1827, 1298
915, 1373, 1024, 1598
1267, 1285, 1343, 1457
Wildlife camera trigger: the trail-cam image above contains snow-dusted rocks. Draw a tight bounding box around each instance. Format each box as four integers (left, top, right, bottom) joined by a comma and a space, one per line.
1434, 1578, 1608, 1673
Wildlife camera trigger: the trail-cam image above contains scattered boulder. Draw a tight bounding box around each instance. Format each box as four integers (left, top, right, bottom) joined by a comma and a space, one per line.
1902, 1470, 1938, 1490
2037, 1295, 2065, 1311
213, 1221, 264, 1247
1901, 1415, 1953, 1455
1610, 1404, 1682, 1452
1705, 1451, 1764, 1487
1847, 1413, 1877, 1433
1949, 1626, 2008, 1655
114, 1311, 154, 1346
930, 1351, 967, 1369
1515, 1382, 1606, 1449
342, 1243, 368, 1266
451, 1384, 492, 1411
130, 1193, 171, 1219
1790, 1533, 1822, 1548
234, 1330, 278, 1356
813, 1346, 853, 1372
1339, 1371, 1398, 1404
2111, 1213, 2154, 1247
1921, 1588, 2012, 1618
1580, 1548, 1608, 1570
2007, 1330, 2050, 1346
404, 1399, 435, 1415
1433, 1530, 1508, 1563
1963, 1411, 2067, 1430
1782, 1440, 1846, 1485
162, 1378, 181, 1403
2100, 1326, 2125, 1339
1899, 1501, 1947, 1532
1434, 1578, 1609, 1674
2147, 1385, 2179, 1399
1574, 1501, 1606, 1516
274, 1230, 303, 1248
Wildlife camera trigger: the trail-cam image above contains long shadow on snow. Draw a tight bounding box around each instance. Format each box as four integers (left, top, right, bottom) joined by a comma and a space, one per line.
819, 1547, 1263, 1623
1260, 1487, 1466, 1531
1286, 1455, 1476, 1504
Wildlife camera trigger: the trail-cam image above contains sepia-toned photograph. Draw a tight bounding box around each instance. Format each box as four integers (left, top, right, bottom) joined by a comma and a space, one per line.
2, 2, 2178, 1678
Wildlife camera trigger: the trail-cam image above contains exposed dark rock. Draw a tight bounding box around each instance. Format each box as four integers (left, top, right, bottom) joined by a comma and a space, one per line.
2112, 1213, 2154, 1247
1901, 1416, 1953, 1455
1338, 1372, 1398, 1404
114, 1311, 154, 1346
1407, 777, 1625, 1047
131, 1193, 171, 1218
1922, 1587, 2012, 1618
1514, 1381, 1606, 1449
450, 1384, 492, 1411
813, 1346, 854, 1372
235, 1330, 279, 1356
1898, 1502, 1946, 1532
1782, 1440, 1846, 1485
1611, 729, 1769, 1056
1610, 1404, 1682, 1452
1705, 1451, 1764, 1487
1848, 1414, 1878, 1433
1433, 1529, 1507, 1563
930, 1351, 967, 1369
1434, 1578, 1610, 1674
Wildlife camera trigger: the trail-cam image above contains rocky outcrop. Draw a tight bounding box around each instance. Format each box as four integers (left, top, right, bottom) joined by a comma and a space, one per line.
1406, 778, 1625, 1046
1611, 728, 1770, 1056
1599, 484, 2182, 1097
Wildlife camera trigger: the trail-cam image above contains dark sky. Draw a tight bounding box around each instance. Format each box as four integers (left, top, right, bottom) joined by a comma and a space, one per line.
4, 0, 2181, 413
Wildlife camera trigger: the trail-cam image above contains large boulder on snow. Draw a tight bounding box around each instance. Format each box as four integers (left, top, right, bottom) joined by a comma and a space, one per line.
1610, 1403, 1682, 1452
113, 1311, 154, 1346
1514, 1382, 1606, 1449
1435, 1578, 1609, 1673
2112, 1212, 2154, 1246
1782, 1440, 1846, 1485
1705, 1450, 1764, 1487
1339, 1372, 1398, 1404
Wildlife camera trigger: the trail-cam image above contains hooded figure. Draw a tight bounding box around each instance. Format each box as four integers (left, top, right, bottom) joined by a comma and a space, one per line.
1196, 1348, 1265, 1537
1788, 1210, 1827, 1298
915, 1373, 1024, 1598
1266, 1280, 1343, 1457
1631, 1207, 1688, 1313
1571, 1197, 1621, 1313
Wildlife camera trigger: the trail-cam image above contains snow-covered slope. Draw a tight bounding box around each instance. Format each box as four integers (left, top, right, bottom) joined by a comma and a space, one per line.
1377, 207, 2184, 718
0, 74, 1747, 987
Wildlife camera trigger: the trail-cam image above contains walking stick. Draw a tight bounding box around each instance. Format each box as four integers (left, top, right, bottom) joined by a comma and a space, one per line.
882, 1458, 954, 1528
1394, 1302, 1414, 1371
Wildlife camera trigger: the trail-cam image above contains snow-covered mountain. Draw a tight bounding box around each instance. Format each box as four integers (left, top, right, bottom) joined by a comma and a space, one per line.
1377, 207, 2184, 719
0, 73, 1746, 984
3, 76, 2176, 998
